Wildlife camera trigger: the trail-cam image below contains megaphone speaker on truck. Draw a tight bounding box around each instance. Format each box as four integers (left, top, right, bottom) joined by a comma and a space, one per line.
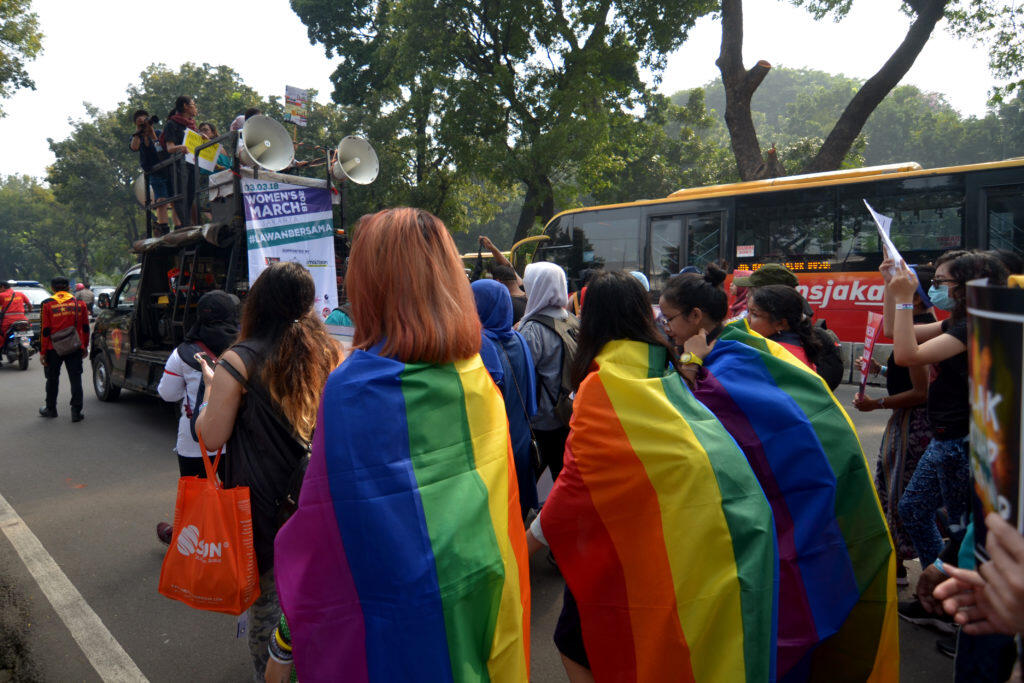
134, 173, 154, 207
331, 136, 379, 185
238, 115, 295, 172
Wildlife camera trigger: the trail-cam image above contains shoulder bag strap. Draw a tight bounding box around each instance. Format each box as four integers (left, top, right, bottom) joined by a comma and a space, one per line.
217, 357, 311, 453
0, 291, 15, 327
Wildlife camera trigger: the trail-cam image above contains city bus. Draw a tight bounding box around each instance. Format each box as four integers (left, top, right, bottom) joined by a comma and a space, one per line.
534, 158, 1024, 343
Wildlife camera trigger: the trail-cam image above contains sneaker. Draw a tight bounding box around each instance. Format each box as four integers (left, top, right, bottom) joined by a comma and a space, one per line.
896, 563, 909, 588
156, 523, 173, 545
935, 633, 957, 658
898, 599, 957, 633
38, 407, 57, 418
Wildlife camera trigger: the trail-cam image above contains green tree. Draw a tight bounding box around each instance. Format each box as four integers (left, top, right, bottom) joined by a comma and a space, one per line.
291, 0, 718, 242
0, 175, 75, 281
0, 0, 43, 117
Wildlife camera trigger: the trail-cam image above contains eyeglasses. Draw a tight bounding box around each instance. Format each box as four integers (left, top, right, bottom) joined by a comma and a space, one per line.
658, 312, 682, 328
932, 277, 958, 286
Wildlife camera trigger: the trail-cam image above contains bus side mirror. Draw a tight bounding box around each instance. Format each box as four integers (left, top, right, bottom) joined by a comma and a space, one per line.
98, 293, 111, 309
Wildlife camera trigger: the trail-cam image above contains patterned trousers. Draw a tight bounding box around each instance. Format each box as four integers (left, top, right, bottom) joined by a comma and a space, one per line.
248, 569, 281, 682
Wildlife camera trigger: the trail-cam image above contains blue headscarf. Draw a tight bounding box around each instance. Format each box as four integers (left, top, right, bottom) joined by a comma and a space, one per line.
472, 279, 539, 516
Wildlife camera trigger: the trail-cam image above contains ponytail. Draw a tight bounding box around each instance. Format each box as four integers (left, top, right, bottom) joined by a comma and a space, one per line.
750, 285, 821, 363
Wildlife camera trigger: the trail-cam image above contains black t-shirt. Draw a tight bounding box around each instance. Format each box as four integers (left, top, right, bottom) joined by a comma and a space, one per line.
927, 318, 969, 438
511, 294, 527, 326
129, 130, 167, 173
886, 313, 937, 396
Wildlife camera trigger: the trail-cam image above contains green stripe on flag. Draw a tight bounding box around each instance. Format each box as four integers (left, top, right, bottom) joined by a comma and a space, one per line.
401, 362, 503, 683
660, 372, 777, 683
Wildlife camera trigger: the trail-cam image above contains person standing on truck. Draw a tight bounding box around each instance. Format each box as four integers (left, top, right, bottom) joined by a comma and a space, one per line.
161, 95, 199, 228
155, 290, 239, 545
0, 280, 31, 339
129, 109, 174, 232
38, 277, 90, 422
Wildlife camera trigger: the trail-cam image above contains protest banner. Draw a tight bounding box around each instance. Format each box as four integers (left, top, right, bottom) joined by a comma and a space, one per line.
284, 86, 309, 127
968, 280, 1024, 560
242, 178, 337, 320
858, 312, 884, 395
180, 128, 221, 173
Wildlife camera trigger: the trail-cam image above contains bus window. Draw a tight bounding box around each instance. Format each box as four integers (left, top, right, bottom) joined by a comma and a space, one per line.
575, 209, 641, 273
687, 212, 722, 270
987, 185, 1024, 256
840, 186, 964, 269
735, 189, 837, 271
649, 216, 681, 291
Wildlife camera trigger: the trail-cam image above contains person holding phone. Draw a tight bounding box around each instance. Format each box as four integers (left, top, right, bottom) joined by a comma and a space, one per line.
155, 291, 240, 544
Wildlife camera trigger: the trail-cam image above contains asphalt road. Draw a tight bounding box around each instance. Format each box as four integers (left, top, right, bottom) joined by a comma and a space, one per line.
0, 358, 954, 681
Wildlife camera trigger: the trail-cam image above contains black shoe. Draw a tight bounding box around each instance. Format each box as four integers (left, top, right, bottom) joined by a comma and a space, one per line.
156, 523, 173, 545
71, 412, 84, 423
38, 407, 57, 418
898, 599, 957, 633
936, 633, 957, 658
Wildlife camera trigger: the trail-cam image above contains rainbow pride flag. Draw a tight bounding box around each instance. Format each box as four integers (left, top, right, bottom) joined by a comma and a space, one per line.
273, 350, 530, 682
693, 321, 898, 681
539, 340, 778, 682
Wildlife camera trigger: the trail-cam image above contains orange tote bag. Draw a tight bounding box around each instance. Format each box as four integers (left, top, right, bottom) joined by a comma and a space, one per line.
158, 429, 260, 615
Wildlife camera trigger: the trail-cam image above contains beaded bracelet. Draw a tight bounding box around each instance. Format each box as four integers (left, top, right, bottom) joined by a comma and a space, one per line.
268, 627, 293, 663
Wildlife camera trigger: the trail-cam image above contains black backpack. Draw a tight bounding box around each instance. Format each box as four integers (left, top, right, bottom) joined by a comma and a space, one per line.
812, 321, 844, 391
530, 313, 580, 427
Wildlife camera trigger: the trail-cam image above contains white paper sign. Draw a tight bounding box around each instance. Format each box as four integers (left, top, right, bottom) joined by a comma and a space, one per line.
863, 200, 903, 265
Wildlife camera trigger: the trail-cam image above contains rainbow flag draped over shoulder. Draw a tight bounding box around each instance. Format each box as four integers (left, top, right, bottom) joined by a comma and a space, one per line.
693, 321, 898, 682
273, 350, 530, 683
539, 340, 778, 682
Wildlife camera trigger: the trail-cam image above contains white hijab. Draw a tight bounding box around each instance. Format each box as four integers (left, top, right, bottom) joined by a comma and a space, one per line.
520, 262, 569, 325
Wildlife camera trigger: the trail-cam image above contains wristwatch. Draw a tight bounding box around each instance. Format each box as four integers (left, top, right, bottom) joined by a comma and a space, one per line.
680, 352, 703, 367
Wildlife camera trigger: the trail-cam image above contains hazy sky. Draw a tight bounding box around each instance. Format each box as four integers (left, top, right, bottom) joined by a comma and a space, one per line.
0, 0, 1004, 180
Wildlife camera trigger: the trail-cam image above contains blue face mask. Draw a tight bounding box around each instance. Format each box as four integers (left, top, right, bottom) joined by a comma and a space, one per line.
928, 284, 956, 311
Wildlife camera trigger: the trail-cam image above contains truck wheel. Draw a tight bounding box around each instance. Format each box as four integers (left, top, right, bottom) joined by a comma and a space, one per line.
92, 353, 121, 401
18, 347, 29, 370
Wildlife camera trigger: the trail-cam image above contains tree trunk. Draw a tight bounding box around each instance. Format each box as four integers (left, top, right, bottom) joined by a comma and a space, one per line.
716, 0, 774, 180
513, 175, 555, 243
513, 182, 538, 244
806, 0, 947, 172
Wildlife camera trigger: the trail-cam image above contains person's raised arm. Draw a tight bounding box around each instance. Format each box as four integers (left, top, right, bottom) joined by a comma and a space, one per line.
890, 262, 965, 367
129, 132, 142, 152
479, 236, 523, 288
194, 349, 246, 450
880, 258, 897, 338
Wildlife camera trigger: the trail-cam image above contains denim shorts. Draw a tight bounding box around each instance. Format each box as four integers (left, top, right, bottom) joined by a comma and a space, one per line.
148, 174, 170, 199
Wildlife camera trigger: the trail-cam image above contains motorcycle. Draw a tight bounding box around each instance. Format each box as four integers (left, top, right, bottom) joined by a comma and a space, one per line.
3, 320, 34, 370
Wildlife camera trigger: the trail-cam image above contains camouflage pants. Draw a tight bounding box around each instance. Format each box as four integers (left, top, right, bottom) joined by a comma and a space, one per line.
248, 569, 281, 682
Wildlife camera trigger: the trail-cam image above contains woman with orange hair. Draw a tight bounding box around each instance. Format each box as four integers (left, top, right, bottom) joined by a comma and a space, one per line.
269, 208, 530, 682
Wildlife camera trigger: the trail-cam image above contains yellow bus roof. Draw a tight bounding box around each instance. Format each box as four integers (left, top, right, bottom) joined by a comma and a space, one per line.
545, 157, 1024, 225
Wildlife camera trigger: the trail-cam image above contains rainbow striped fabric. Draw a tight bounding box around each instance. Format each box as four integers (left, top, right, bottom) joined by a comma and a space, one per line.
693, 321, 898, 681
539, 340, 779, 682
273, 350, 530, 682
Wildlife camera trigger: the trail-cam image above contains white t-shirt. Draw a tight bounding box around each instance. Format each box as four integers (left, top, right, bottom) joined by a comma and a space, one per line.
157, 347, 220, 459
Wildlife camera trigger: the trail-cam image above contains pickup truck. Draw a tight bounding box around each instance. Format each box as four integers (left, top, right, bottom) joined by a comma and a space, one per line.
91, 164, 347, 401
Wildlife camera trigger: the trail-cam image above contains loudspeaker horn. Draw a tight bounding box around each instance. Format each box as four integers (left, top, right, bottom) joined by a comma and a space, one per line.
238, 115, 295, 171
332, 136, 378, 185
133, 173, 153, 207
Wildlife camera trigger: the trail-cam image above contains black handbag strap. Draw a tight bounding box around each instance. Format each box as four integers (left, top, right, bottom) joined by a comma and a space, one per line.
496, 340, 538, 442
0, 290, 16, 327
217, 356, 311, 453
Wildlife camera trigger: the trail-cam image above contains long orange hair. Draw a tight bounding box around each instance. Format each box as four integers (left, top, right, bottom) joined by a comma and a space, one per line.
347, 207, 480, 363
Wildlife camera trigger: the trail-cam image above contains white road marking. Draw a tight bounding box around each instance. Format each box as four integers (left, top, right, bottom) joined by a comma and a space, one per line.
0, 491, 148, 682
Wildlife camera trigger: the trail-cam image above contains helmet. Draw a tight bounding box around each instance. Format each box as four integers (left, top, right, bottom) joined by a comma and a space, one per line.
75, 283, 85, 291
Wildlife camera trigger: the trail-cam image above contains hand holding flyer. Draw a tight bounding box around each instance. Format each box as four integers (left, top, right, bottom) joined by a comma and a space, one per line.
863, 200, 904, 270
181, 129, 222, 172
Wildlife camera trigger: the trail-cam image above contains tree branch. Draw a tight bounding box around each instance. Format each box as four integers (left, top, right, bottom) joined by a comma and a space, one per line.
807, 0, 948, 172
